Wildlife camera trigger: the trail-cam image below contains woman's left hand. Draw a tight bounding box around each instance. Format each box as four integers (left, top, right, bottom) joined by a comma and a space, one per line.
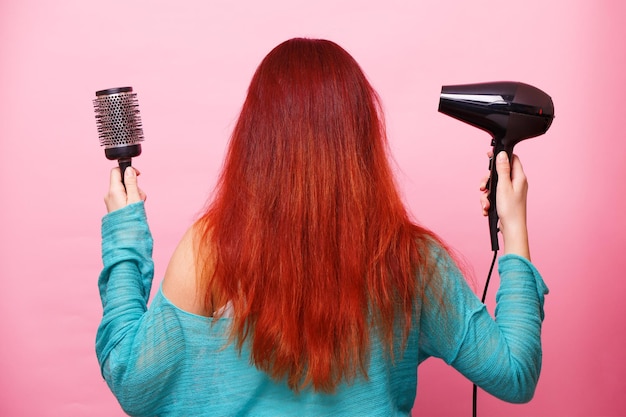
104, 167, 147, 213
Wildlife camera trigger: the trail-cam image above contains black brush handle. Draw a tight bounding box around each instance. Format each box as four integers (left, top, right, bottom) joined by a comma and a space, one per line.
118, 158, 132, 187
104, 145, 141, 188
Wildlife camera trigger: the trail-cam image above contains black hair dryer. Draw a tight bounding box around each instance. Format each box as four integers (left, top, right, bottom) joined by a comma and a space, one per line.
438, 81, 555, 251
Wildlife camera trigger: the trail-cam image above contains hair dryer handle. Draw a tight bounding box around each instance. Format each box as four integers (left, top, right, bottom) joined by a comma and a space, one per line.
487, 141, 514, 251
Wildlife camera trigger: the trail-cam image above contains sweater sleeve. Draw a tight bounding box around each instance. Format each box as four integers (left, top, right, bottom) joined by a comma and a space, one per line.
95, 202, 185, 416
96, 202, 154, 366
418, 246, 548, 403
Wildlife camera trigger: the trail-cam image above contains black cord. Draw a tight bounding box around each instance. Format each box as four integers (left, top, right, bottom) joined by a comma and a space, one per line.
480, 249, 498, 304
472, 249, 498, 417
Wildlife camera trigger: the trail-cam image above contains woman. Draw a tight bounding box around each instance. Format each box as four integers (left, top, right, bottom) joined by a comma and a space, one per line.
97, 38, 547, 416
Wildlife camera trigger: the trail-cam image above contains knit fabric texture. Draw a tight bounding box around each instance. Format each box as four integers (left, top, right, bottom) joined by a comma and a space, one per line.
96, 202, 548, 416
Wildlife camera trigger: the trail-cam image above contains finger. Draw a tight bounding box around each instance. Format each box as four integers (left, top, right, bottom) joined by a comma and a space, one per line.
104, 167, 127, 212
109, 167, 124, 190
495, 151, 512, 188
479, 175, 490, 191
509, 154, 527, 184
481, 194, 490, 216
124, 167, 142, 203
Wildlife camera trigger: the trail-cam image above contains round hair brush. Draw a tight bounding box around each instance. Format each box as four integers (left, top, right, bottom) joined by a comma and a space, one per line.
93, 86, 144, 185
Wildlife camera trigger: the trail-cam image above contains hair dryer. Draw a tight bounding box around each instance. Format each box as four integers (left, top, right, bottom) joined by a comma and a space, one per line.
438, 81, 554, 251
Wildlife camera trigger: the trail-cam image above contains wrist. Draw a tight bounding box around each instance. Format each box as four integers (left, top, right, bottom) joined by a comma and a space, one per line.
501, 222, 531, 260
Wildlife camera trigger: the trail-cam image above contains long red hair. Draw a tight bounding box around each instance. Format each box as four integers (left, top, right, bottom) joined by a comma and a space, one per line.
196, 38, 446, 392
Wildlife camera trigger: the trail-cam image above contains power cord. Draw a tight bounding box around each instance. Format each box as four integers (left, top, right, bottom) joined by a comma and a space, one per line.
472, 249, 498, 417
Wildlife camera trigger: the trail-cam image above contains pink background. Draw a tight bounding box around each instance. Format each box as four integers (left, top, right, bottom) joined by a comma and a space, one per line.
1, 1, 625, 416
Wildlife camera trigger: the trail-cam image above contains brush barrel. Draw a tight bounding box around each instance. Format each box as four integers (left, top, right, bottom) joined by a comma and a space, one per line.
93, 86, 144, 148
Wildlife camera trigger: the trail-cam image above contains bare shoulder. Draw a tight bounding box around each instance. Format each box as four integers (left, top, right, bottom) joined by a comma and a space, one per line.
162, 224, 211, 316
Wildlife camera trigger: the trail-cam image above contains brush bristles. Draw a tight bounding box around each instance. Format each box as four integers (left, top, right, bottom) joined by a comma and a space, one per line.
93, 90, 144, 148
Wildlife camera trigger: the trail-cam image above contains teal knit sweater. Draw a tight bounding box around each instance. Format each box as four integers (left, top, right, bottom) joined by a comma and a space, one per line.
96, 202, 548, 416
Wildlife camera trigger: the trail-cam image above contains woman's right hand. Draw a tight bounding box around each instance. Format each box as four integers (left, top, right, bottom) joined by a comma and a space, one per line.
480, 151, 531, 260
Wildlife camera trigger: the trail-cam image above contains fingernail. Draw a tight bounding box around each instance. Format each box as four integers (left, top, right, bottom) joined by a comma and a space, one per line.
125, 167, 135, 177
497, 152, 508, 162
